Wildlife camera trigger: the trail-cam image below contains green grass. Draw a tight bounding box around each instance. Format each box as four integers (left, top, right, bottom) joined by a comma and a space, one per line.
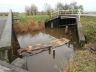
70, 50, 96, 72
69, 16, 96, 72
19, 14, 50, 22
80, 16, 96, 42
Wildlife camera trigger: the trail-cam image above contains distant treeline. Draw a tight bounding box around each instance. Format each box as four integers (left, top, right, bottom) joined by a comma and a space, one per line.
0, 12, 19, 16
0, 12, 8, 16
25, 2, 83, 15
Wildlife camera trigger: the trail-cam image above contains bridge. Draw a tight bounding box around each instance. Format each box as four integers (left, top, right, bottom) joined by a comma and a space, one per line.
50, 9, 96, 18
0, 10, 29, 72
0, 10, 20, 62
46, 9, 85, 45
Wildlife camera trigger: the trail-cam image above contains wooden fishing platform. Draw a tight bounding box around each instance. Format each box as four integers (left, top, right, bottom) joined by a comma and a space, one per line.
18, 38, 70, 56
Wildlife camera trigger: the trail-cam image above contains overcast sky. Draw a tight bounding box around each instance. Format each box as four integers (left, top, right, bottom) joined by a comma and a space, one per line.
0, 0, 96, 12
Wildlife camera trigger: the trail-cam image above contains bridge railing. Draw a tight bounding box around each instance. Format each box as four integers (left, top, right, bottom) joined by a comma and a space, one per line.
50, 9, 81, 18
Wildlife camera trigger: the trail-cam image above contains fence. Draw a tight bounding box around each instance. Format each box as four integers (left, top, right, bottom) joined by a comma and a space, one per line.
50, 9, 81, 18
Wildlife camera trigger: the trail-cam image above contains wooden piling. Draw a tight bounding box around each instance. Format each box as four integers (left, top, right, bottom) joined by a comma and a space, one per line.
53, 50, 55, 59
65, 26, 68, 34
48, 47, 51, 54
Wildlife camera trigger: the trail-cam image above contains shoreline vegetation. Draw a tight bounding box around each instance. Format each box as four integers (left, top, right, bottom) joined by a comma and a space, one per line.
14, 15, 50, 34
15, 20, 45, 34
69, 16, 96, 72
14, 15, 96, 72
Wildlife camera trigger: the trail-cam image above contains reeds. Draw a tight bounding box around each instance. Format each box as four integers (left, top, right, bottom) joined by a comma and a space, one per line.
14, 20, 45, 34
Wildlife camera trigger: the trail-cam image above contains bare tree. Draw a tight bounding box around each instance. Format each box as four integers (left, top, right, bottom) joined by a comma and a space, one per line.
63, 4, 70, 10
70, 2, 83, 11
44, 3, 52, 15
56, 2, 84, 12
78, 5, 84, 13
25, 4, 38, 15
56, 2, 64, 10
30, 4, 38, 15
25, 6, 30, 15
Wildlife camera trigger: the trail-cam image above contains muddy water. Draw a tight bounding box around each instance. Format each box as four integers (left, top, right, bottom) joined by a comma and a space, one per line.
17, 27, 78, 72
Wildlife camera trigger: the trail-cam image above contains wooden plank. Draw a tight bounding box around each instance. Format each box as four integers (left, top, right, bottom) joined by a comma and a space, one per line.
18, 38, 70, 56
59, 24, 76, 27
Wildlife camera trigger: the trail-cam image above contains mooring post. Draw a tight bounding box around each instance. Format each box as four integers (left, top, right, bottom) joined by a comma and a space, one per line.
78, 9, 81, 22
65, 26, 68, 34
53, 50, 55, 59
48, 47, 51, 54
51, 22, 53, 28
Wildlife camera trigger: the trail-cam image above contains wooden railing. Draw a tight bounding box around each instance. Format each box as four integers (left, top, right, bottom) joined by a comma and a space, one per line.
50, 9, 81, 18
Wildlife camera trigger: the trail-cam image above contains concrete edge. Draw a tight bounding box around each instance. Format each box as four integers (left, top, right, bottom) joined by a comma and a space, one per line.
0, 60, 29, 72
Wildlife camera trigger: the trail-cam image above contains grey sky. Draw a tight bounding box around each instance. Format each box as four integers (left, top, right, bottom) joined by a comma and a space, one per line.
0, 0, 96, 12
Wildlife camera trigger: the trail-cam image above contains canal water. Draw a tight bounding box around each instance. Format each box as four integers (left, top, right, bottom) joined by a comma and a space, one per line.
17, 27, 78, 72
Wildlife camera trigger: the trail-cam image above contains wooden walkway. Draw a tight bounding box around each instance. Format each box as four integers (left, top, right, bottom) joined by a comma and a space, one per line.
50, 9, 81, 18
50, 9, 96, 19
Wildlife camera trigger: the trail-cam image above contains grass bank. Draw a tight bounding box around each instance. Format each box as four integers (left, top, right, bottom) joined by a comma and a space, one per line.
14, 15, 50, 34
14, 20, 45, 34
81, 16, 96, 42
19, 15, 50, 22
69, 16, 96, 72
69, 49, 96, 72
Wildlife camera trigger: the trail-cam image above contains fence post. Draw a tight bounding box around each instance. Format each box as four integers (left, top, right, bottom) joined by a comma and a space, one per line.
78, 9, 81, 21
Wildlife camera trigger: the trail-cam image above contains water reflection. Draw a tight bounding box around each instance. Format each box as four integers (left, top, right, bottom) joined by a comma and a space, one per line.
26, 45, 74, 72
18, 32, 55, 48
17, 28, 77, 72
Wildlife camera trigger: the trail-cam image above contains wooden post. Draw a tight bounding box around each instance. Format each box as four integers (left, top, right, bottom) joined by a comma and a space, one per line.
48, 47, 51, 54
51, 22, 53, 28
65, 26, 68, 34
53, 50, 55, 59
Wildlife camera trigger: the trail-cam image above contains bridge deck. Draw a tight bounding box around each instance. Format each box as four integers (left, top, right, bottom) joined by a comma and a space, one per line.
0, 12, 12, 49
0, 10, 20, 62
0, 18, 6, 39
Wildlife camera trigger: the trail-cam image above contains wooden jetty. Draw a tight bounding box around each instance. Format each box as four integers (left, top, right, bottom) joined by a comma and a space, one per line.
18, 38, 70, 56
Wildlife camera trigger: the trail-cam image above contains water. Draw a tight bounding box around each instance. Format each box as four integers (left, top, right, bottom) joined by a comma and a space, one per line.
17, 27, 78, 72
